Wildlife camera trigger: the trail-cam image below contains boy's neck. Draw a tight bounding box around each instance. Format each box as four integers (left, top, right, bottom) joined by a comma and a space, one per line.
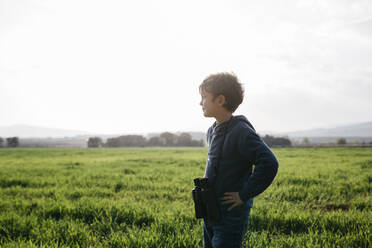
215, 112, 232, 124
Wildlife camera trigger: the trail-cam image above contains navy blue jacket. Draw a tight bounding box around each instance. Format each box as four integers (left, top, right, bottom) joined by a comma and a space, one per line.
205, 115, 278, 212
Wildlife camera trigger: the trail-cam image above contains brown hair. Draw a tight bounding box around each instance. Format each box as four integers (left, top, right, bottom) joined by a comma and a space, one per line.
199, 72, 244, 113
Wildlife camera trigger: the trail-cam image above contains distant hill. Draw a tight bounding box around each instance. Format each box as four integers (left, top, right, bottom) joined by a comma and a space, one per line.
0, 124, 92, 138
0, 125, 207, 144
1, 121, 370, 141
284, 122, 372, 137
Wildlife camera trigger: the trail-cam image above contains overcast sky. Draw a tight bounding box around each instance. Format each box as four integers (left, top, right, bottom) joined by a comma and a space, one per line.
1, 0, 371, 134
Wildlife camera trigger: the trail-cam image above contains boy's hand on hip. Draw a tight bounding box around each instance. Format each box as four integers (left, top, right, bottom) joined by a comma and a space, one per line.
220, 192, 243, 211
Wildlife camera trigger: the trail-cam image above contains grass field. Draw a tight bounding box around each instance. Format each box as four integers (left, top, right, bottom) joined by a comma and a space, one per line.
0, 147, 371, 247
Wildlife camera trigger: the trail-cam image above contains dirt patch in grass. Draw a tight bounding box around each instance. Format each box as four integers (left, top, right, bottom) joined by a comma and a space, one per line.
309, 203, 350, 212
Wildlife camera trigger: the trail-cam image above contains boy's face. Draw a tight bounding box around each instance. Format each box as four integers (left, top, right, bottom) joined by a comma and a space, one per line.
199, 91, 225, 118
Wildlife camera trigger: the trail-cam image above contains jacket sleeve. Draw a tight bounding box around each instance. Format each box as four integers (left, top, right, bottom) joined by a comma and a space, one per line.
237, 129, 279, 202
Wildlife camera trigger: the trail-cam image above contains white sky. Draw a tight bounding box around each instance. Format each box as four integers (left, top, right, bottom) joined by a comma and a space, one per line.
1, 0, 371, 134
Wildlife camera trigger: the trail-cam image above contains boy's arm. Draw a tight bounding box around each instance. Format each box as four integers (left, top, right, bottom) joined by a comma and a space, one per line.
237, 129, 279, 202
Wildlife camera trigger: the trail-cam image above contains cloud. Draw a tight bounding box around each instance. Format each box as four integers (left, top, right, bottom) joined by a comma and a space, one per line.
348, 18, 372, 37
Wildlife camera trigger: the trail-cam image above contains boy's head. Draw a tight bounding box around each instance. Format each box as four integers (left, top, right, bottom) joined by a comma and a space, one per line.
199, 72, 244, 115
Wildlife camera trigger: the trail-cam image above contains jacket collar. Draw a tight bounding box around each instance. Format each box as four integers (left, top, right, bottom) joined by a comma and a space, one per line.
212, 115, 255, 134
212, 116, 234, 134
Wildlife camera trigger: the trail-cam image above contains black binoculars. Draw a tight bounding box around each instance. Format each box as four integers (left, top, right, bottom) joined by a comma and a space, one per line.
192, 177, 220, 221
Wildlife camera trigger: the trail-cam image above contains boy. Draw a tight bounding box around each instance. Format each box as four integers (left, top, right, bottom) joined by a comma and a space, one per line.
199, 72, 278, 248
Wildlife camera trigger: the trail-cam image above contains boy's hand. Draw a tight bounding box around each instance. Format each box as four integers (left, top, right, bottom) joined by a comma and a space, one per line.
220, 192, 243, 211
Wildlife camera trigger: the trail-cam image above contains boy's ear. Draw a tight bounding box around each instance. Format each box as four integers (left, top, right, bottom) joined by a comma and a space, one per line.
216, 95, 227, 106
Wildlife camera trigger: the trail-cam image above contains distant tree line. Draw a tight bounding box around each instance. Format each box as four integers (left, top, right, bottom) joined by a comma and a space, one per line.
87, 132, 204, 148
262, 135, 292, 147
3, 135, 372, 148
336, 137, 347, 145
0, 137, 20, 148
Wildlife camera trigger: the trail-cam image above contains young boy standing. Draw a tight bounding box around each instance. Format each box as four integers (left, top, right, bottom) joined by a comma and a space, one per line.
199, 72, 279, 248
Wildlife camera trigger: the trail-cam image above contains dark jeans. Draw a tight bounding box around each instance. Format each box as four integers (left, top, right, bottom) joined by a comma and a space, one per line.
203, 207, 251, 248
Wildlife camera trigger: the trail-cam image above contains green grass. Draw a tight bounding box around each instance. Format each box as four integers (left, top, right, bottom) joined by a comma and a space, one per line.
0, 147, 371, 247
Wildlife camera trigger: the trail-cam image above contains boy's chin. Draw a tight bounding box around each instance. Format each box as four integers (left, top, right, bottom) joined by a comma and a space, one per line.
203, 112, 214, 118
